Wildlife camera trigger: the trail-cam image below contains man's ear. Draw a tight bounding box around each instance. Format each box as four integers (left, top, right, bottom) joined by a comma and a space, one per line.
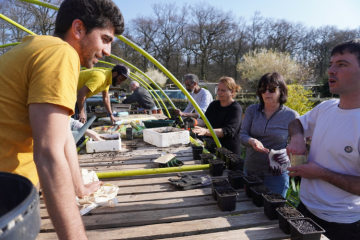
71, 19, 86, 40
112, 71, 118, 78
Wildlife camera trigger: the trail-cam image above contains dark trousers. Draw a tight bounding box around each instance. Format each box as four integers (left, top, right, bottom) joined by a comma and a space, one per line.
297, 202, 360, 240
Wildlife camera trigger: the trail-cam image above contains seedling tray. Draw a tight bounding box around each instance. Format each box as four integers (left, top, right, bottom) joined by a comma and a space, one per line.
251, 185, 272, 207
215, 187, 238, 211
262, 193, 287, 220
276, 207, 304, 234
244, 176, 263, 198
288, 218, 325, 240
228, 170, 245, 190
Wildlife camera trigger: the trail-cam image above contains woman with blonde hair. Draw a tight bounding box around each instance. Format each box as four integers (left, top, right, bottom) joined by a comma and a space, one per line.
193, 77, 243, 156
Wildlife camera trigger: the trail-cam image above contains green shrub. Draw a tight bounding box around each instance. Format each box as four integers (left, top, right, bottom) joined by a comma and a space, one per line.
285, 85, 314, 115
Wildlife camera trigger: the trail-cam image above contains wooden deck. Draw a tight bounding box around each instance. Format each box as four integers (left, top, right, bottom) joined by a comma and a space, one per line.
36, 138, 328, 240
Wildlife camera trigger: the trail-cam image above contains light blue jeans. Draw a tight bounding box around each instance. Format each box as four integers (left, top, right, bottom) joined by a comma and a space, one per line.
263, 171, 289, 198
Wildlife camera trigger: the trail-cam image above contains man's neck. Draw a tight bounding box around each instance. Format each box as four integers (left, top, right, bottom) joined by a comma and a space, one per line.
339, 93, 360, 109
194, 86, 201, 94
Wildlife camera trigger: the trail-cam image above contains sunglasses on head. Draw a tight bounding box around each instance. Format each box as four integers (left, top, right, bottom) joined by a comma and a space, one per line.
259, 86, 279, 94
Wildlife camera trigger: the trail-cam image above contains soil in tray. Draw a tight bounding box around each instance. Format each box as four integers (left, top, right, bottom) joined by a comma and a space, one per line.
247, 169, 266, 176
263, 193, 285, 202
277, 206, 302, 218
210, 159, 224, 164
212, 179, 229, 187
216, 188, 237, 197
245, 176, 262, 182
290, 219, 321, 233
216, 147, 232, 153
201, 153, 215, 158
228, 170, 245, 177
252, 185, 270, 194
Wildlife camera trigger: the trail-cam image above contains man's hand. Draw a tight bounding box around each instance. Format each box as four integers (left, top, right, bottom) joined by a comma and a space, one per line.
192, 126, 209, 136
77, 181, 103, 198
79, 112, 87, 123
287, 161, 324, 179
110, 114, 116, 124
174, 109, 183, 116
249, 138, 269, 154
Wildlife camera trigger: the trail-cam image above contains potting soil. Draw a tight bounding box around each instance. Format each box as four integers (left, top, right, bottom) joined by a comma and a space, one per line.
247, 169, 266, 176
201, 153, 215, 158
263, 193, 285, 202
245, 176, 262, 182
212, 179, 229, 187
252, 185, 270, 194
228, 171, 245, 177
216, 147, 232, 153
209, 159, 224, 164
217, 188, 237, 197
291, 219, 320, 233
277, 206, 302, 218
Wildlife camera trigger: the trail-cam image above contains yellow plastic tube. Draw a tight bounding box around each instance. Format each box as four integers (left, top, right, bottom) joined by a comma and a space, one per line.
0, 42, 20, 49
96, 164, 209, 178
0, 14, 36, 36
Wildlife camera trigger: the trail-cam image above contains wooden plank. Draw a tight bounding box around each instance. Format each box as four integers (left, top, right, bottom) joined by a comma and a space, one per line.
40, 200, 262, 232
36, 212, 277, 240
40, 192, 250, 218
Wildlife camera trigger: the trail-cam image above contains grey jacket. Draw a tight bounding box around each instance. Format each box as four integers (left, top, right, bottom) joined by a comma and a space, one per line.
240, 104, 299, 173
122, 87, 155, 109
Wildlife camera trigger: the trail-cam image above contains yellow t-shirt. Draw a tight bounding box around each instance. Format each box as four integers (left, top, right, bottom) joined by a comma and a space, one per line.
77, 69, 112, 98
0, 35, 80, 186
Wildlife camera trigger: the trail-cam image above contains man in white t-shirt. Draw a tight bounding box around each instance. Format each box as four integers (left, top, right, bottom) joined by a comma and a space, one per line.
287, 39, 360, 240
175, 74, 213, 119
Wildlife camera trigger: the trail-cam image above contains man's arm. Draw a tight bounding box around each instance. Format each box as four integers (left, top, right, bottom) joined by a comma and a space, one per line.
77, 86, 90, 123
122, 92, 138, 104
288, 161, 360, 196
102, 90, 115, 124
30, 103, 87, 240
286, 119, 307, 155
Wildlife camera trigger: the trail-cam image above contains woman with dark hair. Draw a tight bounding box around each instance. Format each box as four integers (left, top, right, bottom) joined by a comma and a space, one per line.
240, 72, 299, 197
193, 77, 243, 156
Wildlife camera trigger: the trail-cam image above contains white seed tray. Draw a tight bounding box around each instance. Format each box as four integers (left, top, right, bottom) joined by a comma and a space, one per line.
143, 127, 189, 147
86, 133, 121, 153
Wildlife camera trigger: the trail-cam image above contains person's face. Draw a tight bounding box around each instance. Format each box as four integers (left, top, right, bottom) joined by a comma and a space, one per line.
184, 79, 196, 93
79, 26, 115, 69
217, 82, 233, 102
259, 84, 281, 105
130, 84, 138, 92
112, 72, 127, 86
328, 52, 360, 96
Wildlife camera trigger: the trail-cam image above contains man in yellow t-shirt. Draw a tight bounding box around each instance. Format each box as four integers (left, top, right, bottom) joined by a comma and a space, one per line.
0, 0, 124, 239
76, 64, 129, 124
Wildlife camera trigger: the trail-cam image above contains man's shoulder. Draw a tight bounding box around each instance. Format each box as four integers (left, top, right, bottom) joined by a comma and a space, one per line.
23, 35, 77, 55
80, 69, 109, 80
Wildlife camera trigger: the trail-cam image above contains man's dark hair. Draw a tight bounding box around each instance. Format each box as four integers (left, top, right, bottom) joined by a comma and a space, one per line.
184, 74, 199, 84
331, 39, 360, 66
54, 0, 125, 39
256, 72, 288, 106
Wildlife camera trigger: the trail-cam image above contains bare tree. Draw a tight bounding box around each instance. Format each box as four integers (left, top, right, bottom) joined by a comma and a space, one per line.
247, 11, 265, 50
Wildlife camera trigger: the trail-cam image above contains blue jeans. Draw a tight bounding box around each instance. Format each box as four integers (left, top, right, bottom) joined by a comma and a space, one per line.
263, 171, 289, 198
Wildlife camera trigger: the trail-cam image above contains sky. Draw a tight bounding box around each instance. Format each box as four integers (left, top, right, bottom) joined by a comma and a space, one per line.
113, 0, 360, 30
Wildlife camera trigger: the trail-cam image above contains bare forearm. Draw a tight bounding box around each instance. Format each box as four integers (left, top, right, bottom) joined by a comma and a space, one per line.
35, 148, 87, 240
320, 168, 360, 196
289, 119, 304, 138
204, 128, 224, 138
77, 95, 86, 114
182, 112, 199, 118
103, 93, 112, 115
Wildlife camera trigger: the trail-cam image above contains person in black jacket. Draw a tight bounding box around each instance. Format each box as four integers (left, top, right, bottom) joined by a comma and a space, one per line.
193, 76, 242, 156
122, 81, 156, 109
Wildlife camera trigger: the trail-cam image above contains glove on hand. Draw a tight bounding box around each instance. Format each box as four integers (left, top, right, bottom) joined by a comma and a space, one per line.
184, 117, 198, 129
268, 149, 290, 176
169, 174, 211, 190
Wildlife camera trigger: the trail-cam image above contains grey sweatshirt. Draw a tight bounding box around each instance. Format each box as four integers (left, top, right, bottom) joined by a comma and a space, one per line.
240, 104, 299, 173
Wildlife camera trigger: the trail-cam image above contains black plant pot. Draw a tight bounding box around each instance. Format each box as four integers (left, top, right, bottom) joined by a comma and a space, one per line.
228, 170, 245, 190
246, 169, 266, 181
209, 159, 224, 177
228, 157, 245, 171
251, 186, 272, 207
288, 218, 325, 240
200, 153, 215, 164
276, 207, 304, 235
262, 193, 287, 220
215, 187, 238, 212
192, 145, 203, 160
126, 127, 133, 140
211, 179, 231, 200
203, 138, 216, 153
244, 176, 263, 198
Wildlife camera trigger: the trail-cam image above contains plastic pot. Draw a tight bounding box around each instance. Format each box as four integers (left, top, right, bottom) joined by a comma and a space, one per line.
211, 179, 231, 200
200, 153, 215, 164
126, 127, 133, 140
262, 193, 287, 220
244, 176, 263, 198
192, 146, 203, 160
157, 109, 162, 114
203, 138, 216, 153
251, 186, 272, 207
288, 218, 325, 240
0, 172, 40, 240
228, 156, 245, 171
209, 159, 224, 177
276, 207, 304, 235
246, 169, 266, 181
215, 187, 238, 211
228, 170, 245, 190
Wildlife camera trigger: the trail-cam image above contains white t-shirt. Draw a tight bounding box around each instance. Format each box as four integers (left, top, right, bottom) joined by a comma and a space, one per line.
298, 99, 360, 223
183, 88, 213, 118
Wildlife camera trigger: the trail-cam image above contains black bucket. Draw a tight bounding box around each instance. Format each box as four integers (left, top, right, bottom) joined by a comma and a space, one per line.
0, 172, 40, 240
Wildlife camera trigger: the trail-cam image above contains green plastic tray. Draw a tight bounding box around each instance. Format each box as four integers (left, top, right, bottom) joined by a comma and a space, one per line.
142, 120, 175, 128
